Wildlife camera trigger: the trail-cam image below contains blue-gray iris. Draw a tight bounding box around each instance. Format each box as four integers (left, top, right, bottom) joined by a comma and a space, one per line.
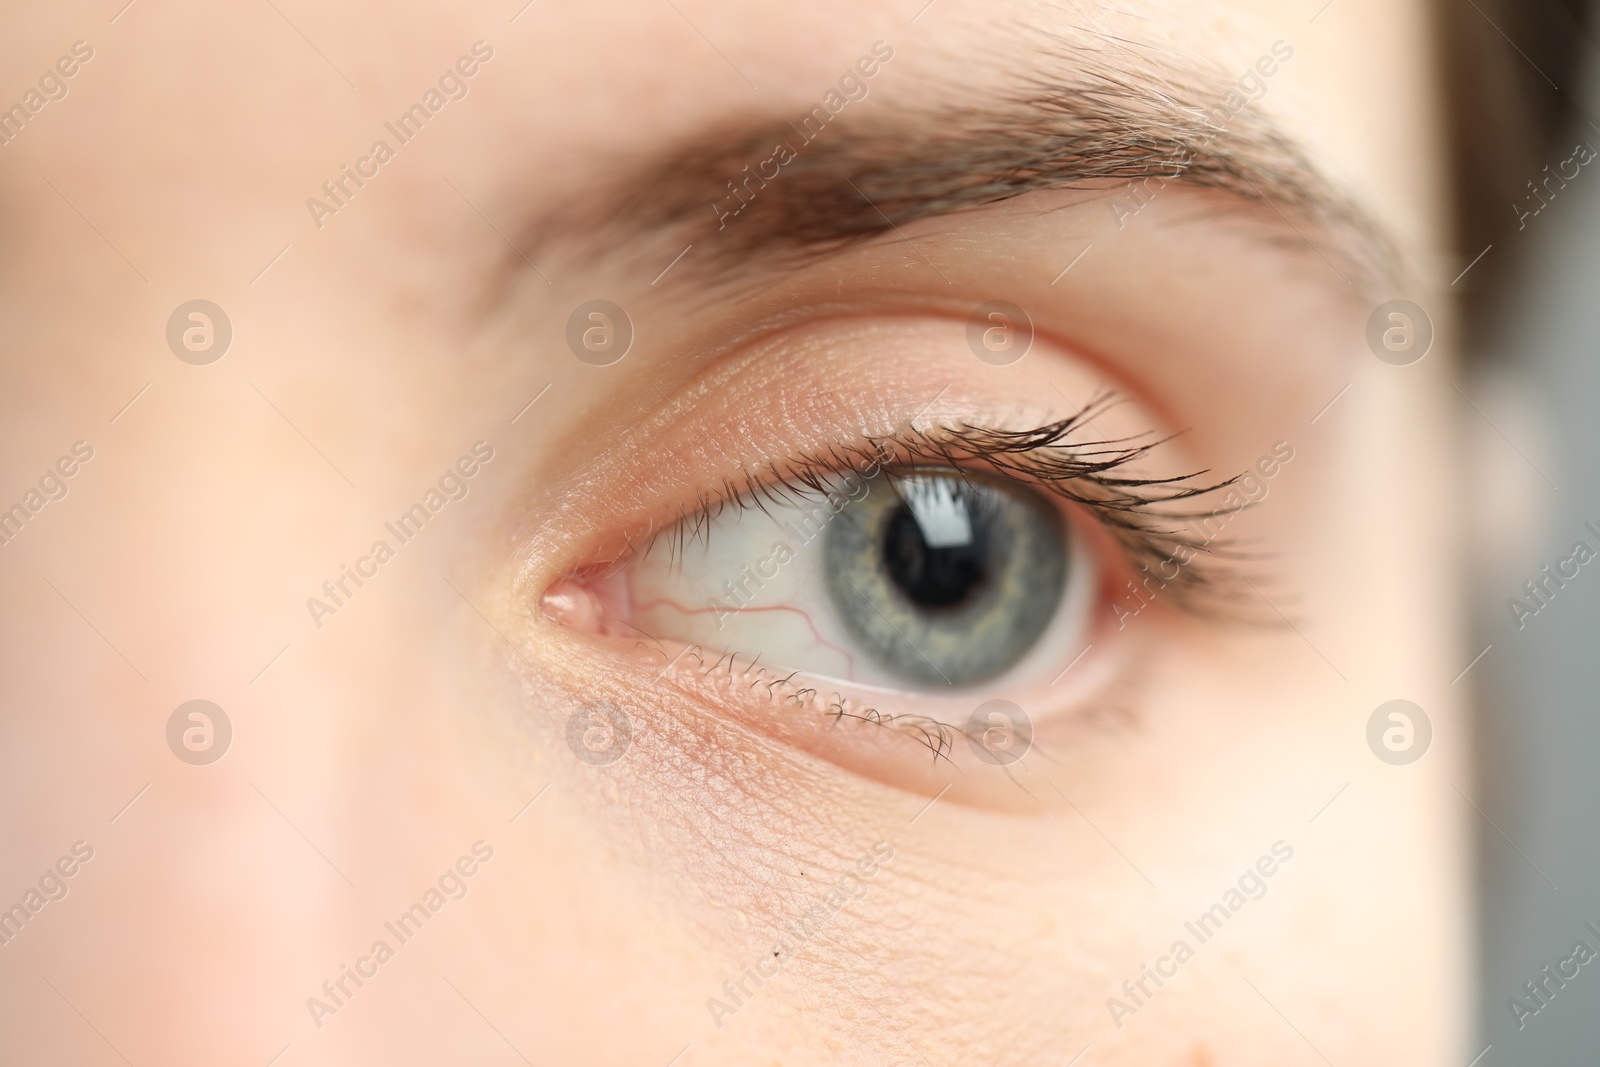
822, 470, 1067, 686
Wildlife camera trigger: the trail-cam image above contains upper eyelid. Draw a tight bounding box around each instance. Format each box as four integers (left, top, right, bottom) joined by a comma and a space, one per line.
610, 391, 1262, 620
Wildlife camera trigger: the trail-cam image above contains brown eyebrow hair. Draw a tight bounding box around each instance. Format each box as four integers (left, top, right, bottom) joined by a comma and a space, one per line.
513, 42, 1399, 296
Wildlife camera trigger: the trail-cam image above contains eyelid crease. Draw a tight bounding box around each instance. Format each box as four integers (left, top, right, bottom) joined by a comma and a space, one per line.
595, 388, 1274, 624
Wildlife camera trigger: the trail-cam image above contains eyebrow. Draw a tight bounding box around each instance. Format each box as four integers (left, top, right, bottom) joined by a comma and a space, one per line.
516, 45, 1398, 294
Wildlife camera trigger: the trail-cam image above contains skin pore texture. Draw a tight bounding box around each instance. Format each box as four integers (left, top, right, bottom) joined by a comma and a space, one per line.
0, 0, 1467, 1065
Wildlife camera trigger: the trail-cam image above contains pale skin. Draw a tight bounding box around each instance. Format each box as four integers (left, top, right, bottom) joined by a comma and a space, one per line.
0, 0, 1468, 1064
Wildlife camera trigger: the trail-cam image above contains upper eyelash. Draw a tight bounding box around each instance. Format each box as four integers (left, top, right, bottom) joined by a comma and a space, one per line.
610, 388, 1267, 621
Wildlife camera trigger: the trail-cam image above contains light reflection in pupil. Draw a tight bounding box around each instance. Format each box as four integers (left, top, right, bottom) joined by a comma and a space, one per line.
883, 501, 988, 608
821, 468, 1068, 687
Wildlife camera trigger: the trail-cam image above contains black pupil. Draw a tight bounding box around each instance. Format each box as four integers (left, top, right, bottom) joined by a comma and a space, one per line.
882, 498, 987, 608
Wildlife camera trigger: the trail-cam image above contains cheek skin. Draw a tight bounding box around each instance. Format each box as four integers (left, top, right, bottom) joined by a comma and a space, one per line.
508, 625, 1091, 1059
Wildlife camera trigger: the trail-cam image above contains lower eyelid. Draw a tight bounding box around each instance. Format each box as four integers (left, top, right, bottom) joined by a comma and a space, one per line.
530, 541, 1152, 813
639, 629, 1149, 812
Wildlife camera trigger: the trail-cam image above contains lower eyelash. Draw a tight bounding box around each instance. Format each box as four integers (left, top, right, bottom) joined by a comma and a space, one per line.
654, 644, 985, 766
633, 388, 1266, 623
654, 642, 1145, 770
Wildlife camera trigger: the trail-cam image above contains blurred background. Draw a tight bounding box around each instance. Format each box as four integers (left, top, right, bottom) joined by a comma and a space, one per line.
1452, 0, 1600, 1058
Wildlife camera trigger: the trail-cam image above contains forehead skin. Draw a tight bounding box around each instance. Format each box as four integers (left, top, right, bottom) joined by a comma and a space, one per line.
0, 1, 1464, 1066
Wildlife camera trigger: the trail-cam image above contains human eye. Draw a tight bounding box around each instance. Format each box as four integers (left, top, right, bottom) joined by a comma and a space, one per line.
634, 461, 1087, 692
532, 368, 1253, 795
495, 68, 1371, 815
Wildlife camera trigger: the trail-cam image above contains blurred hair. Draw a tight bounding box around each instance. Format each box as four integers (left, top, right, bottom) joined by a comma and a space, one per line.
1437, 0, 1595, 337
